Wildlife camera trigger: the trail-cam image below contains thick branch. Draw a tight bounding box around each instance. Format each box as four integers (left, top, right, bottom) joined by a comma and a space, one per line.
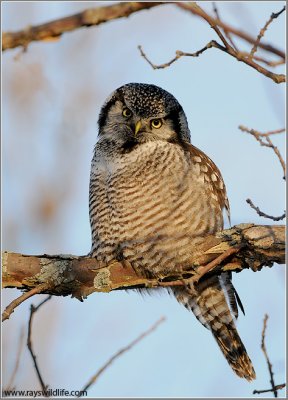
2, 2, 162, 51
2, 224, 284, 305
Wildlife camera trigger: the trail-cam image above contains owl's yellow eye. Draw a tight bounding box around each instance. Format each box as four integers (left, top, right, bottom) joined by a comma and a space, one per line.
122, 107, 132, 118
151, 119, 163, 129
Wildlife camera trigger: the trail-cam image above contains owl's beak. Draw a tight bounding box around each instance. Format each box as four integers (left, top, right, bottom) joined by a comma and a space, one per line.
134, 120, 142, 135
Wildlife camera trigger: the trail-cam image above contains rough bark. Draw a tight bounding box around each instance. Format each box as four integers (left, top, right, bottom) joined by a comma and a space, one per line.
2, 224, 285, 301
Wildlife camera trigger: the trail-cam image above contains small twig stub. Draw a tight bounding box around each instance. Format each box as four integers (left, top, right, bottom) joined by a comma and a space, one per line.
2, 282, 52, 322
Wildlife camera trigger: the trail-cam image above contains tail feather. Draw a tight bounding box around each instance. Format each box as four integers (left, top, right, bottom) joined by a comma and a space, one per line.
172, 273, 256, 381
213, 319, 256, 380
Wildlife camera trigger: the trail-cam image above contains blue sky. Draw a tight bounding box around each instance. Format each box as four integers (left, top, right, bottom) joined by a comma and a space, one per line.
2, 1, 285, 398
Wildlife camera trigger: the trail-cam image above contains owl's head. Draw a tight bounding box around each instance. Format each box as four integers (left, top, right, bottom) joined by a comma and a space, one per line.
98, 83, 191, 145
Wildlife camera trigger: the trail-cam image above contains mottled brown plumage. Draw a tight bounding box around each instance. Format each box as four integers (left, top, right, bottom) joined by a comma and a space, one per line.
89, 83, 256, 380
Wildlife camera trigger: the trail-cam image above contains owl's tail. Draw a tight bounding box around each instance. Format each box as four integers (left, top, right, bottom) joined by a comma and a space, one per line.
172, 273, 256, 381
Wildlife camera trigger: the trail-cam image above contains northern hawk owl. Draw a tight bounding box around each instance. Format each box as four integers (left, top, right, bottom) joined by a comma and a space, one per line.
89, 83, 255, 381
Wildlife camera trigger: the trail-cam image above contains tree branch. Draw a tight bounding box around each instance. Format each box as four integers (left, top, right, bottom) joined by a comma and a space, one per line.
212, 2, 238, 51
176, 2, 285, 59
249, 5, 286, 60
2, 1, 285, 65
2, 2, 162, 51
139, 37, 285, 84
2, 224, 285, 322
261, 314, 277, 397
159, 2, 285, 84
138, 42, 221, 69
253, 384, 286, 396
246, 199, 286, 222
3, 2, 285, 84
239, 125, 286, 179
2, 282, 52, 322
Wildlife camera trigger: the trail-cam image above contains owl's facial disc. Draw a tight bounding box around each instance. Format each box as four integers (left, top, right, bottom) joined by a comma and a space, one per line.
121, 107, 164, 137
100, 99, 168, 142
98, 83, 191, 144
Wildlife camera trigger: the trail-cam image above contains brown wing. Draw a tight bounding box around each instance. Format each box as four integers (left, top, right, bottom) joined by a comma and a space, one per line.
184, 142, 230, 224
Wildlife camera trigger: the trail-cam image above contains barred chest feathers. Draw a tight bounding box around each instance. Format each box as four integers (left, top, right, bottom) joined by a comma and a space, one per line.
89, 138, 223, 273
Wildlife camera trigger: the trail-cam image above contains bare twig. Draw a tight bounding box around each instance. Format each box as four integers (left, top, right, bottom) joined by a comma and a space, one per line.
139, 39, 285, 83
239, 125, 286, 179
237, 54, 285, 67
246, 199, 285, 222
80, 316, 166, 395
261, 314, 276, 396
172, 3, 286, 83
212, 2, 238, 51
139, 45, 284, 70
261, 315, 277, 398
253, 383, 286, 395
176, 2, 285, 59
5, 327, 25, 390
138, 41, 220, 69
180, 2, 233, 51
265, 137, 286, 179
257, 128, 285, 137
253, 314, 281, 397
249, 6, 286, 60
2, 282, 52, 322
254, 58, 284, 67
27, 296, 52, 395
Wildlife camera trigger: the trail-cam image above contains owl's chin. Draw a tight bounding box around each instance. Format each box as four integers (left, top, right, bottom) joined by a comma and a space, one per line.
120, 136, 140, 153
98, 125, 168, 156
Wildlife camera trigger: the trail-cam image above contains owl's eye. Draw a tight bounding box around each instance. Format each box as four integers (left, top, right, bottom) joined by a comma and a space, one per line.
122, 107, 132, 118
151, 119, 163, 129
